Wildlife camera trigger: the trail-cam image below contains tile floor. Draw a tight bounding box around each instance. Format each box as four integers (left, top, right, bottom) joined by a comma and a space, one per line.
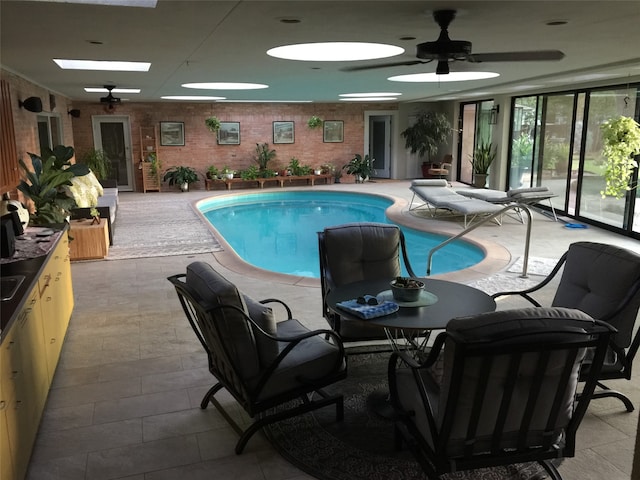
27, 181, 640, 480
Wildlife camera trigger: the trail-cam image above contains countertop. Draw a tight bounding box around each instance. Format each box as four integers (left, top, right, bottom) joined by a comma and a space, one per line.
1, 226, 66, 340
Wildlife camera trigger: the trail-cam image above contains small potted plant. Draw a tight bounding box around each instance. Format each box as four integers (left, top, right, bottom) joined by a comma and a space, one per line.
206, 165, 219, 179
221, 166, 235, 179
205, 116, 221, 133
469, 141, 496, 188
343, 154, 373, 183
163, 165, 199, 192
307, 115, 322, 129
80, 148, 111, 180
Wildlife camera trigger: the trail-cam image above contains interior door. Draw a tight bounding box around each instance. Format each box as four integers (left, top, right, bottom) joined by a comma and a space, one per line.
368, 115, 391, 178
91, 116, 134, 191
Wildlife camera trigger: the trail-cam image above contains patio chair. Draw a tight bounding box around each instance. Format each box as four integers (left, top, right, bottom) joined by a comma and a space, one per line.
409, 179, 503, 228
318, 222, 416, 345
389, 307, 615, 480
168, 261, 346, 454
492, 242, 640, 412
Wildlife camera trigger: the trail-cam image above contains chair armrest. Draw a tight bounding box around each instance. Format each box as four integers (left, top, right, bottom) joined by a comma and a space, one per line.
259, 298, 293, 319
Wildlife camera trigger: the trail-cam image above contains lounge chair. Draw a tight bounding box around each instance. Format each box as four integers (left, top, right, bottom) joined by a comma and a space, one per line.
409, 179, 503, 228
457, 186, 558, 221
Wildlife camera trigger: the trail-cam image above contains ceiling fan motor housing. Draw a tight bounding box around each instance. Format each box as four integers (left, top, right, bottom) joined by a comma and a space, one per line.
416, 40, 472, 60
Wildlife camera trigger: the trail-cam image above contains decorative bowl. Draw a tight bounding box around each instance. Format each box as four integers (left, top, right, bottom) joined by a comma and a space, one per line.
390, 277, 425, 302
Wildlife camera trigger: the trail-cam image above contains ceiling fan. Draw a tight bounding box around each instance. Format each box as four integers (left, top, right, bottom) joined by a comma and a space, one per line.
100, 85, 121, 105
344, 9, 564, 74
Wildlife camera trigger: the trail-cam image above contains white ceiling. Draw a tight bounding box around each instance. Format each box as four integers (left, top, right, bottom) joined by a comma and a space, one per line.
2, 0, 640, 104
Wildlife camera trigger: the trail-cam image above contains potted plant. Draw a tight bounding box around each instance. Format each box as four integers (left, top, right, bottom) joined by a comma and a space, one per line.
79, 148, 111, 180
254, 143, 277, 172
601, 115, 640, 198
401, 111, 451, 177
307, 115, 322, 129
288, 157, 312, 176
206, 165, 219, 179
205, 116, 221, 133
17, 145, 90, 225
146, 152, 160, 175
470, 141, 497, 188
162, 165, 199, 191
221, 166, 235, 179
343, 154, 373, 183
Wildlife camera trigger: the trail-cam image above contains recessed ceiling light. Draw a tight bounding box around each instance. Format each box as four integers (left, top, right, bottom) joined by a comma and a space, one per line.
54, 59, 151, 71
340, 92, 402, 97
340, 97, 398, 102
388, 71, 500, 82
267, 42, 404, 61
85, 87, 141, 93
546, 19, 568, 26
161, 96, 226, 100
182, 82, 269, 90
279, 17, 301, 24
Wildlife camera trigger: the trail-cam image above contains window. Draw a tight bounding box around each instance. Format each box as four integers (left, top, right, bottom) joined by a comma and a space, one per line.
37, 113, 63, 153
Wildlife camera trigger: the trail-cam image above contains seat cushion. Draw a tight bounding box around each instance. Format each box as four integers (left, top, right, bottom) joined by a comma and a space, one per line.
255, 318, 345, 400
186, 262, 261, 380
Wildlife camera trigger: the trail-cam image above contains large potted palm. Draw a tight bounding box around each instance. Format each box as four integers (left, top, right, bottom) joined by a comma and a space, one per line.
401, 111, 451, 177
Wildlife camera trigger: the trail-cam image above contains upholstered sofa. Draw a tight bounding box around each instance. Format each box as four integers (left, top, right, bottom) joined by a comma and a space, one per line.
69, 173, 118, 245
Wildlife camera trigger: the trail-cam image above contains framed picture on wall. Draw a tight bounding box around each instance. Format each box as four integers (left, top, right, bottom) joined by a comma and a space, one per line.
273, 121, 294, 144
160, 122, 185, 146
323, 120, 344, 143
218, 122, 241, 145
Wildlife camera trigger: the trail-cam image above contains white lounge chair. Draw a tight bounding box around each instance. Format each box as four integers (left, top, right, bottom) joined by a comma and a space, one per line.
456, 186, 558, 221
409, 179, 503, 228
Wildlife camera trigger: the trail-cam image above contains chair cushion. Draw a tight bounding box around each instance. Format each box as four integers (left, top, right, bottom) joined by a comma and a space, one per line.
552, 242, 640, 348
322, 222, 402, 287
243, 294, 279, 367
255, 318, 345, 400
186, 262, 261, 380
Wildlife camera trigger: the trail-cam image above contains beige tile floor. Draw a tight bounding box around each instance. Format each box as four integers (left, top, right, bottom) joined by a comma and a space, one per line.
27, 181, 640, 480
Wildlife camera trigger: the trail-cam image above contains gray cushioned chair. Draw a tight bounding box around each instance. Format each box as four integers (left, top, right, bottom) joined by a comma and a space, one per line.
492, 242, 640, 411
389, 307, 615, 480
168, 261, 347, 454
318, 222, 417, 343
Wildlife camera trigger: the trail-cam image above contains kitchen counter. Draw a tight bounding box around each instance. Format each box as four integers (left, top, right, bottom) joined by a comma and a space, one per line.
0, 226, 65, 340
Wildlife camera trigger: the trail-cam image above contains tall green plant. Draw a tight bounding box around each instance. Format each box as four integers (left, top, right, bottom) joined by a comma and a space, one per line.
601, 115, 640, 198
470, 141, 497, 174
80, 147, 111, 179
17, 145, 90, 225
401, 111, 451, 160
254, 143, 276, 171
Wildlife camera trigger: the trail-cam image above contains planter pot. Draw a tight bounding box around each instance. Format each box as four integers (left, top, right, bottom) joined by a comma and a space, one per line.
223, 173, 234, 180
421, 163, 431, 178
180, 182, 189, 192
473, 173, 488, 188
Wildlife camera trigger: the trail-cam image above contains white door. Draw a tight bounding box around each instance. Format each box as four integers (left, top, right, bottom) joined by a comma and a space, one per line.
91, 116, 134, 191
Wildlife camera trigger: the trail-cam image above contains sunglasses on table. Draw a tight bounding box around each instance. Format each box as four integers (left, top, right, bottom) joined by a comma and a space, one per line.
357, 296, 379, 306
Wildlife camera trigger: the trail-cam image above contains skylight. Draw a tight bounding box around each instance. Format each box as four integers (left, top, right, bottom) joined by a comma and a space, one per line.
339, 93, 402, 97
161, 96, 226, 100
182, 82, 268, 90
54, 59, 151, 71
39, 0, 157, 7
388, 72, 500, 82
267, 42, 404, 62
85, 87, 141, 93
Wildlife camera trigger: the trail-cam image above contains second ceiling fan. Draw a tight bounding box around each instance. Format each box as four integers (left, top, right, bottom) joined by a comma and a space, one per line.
345, 9, 564, 74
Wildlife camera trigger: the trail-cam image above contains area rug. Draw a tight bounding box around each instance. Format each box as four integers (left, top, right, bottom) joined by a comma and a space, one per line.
264, 353, 549, 480
106, 194, 222, 260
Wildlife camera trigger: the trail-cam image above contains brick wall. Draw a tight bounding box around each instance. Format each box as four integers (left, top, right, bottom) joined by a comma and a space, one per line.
71, 101, 398, 191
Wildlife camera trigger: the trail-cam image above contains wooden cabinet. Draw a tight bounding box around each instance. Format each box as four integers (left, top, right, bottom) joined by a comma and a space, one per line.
140, 126, 160, 192
0, 231, 74, 480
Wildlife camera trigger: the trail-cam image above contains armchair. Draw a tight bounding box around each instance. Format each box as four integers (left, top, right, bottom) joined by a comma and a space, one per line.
168, 261, 346, 454
492, 241, 640, 411
389, 307, 615, 479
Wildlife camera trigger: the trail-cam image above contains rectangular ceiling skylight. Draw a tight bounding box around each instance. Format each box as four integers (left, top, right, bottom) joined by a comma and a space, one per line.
54, 59, 151, 71
84, 87, 141, 93
36, 0, 157, 7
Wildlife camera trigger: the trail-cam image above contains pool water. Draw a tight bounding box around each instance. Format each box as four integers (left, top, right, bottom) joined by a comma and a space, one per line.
198, 191, 484, 278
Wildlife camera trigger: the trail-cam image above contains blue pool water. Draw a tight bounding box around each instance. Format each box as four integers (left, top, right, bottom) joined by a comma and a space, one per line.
198, 191, 485, 278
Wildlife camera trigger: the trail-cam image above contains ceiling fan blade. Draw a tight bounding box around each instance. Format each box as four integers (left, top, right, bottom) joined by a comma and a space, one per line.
342, 59, 431, 72
468, 50, 565, 63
